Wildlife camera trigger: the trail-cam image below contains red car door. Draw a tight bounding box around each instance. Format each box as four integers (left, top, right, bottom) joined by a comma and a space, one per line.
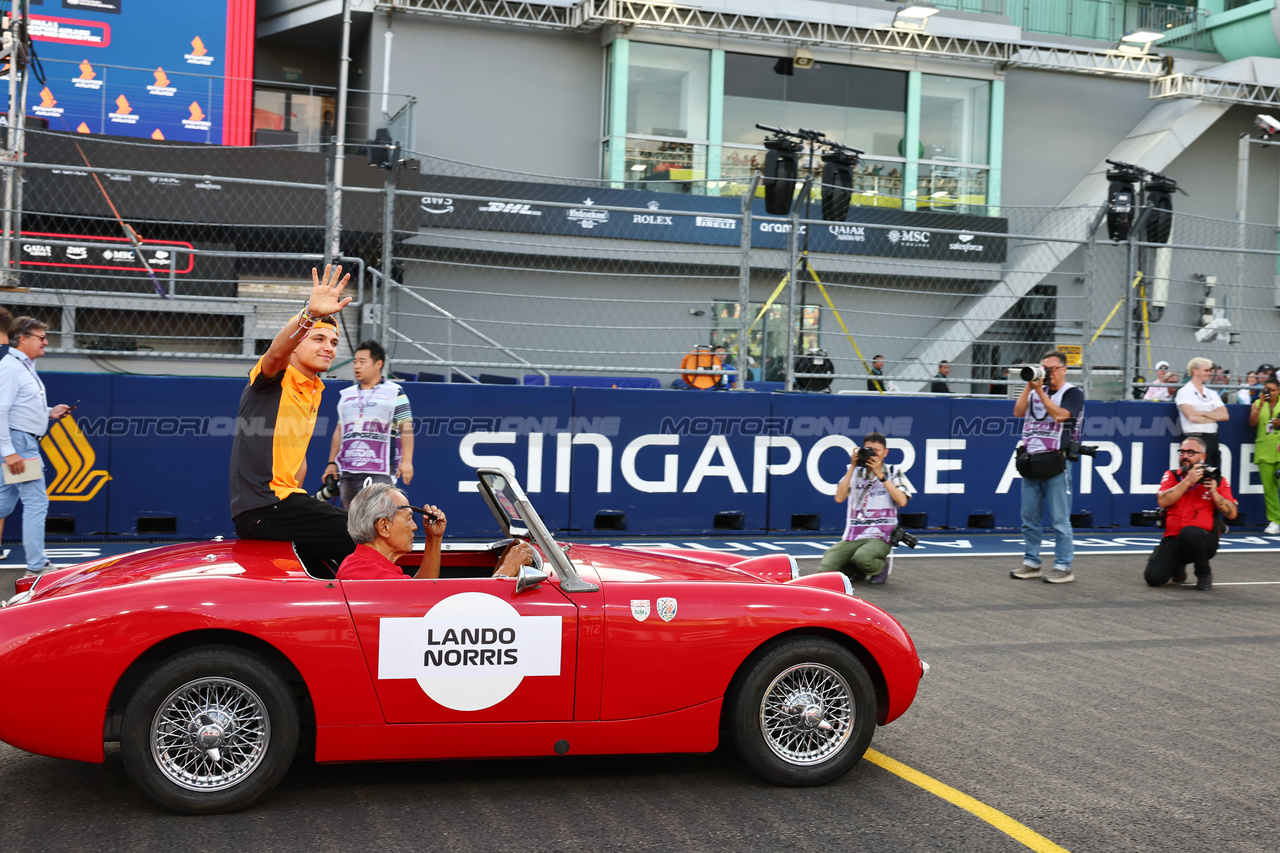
343, 577, 579, 724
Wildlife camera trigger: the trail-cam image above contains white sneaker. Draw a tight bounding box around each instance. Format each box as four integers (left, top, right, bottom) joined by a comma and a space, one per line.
1267, 522, 1280, 535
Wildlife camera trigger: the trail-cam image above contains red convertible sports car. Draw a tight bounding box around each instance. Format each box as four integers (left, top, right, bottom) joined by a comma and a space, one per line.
0, 469, 926, 814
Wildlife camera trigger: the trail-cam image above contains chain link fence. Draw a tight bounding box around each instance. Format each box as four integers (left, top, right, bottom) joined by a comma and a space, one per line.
2, 129, 1278, 400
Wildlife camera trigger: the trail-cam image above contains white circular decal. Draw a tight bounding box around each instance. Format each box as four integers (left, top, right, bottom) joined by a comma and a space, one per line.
377, 592, 563, 712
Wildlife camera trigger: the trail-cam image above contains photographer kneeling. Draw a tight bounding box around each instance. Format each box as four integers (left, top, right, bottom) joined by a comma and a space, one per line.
1144, 437, 1237, 591
817, 432, 912, 585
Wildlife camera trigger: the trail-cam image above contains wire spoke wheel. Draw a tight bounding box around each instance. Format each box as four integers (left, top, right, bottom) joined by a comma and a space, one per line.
151, 676, 271, 791
759, 663, 854, 765
730, 637, 874, 786
122, 647, 298, 814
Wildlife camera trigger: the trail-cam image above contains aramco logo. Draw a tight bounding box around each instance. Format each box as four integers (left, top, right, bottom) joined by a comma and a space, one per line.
40, 418, 111, 502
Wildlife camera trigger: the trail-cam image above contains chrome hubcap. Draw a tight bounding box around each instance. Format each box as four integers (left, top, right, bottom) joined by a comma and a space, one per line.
150, 677, 270, 792
760, 663, 854, 765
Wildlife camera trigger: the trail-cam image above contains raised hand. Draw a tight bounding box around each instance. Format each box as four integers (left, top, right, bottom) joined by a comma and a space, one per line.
308, 264, 353, 318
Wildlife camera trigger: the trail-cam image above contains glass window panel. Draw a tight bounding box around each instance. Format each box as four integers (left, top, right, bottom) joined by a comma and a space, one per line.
626, 42, 710, 139
722, 54, 906, 157
916, 164, 989, 214
624, 139, 707, 193
919, 75, 990, 164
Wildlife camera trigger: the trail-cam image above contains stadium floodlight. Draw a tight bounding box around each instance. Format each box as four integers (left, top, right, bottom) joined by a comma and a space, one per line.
1117, 30, 1164, 55
891, 4, 939, 32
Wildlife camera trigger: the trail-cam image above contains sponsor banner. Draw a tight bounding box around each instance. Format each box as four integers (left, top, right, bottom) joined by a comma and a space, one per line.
10, 0, 247, 144
416, 176, 1007, 263
16, 231, 194, 273
24, 376, 1266, 540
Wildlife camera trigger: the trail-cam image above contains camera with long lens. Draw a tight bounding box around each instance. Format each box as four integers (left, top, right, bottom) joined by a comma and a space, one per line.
1064, 439, 1098, 462
313, 473, 339, 502
889, 526, 919, 549
1019, 364, 1046, 382
856, 446, 874, 467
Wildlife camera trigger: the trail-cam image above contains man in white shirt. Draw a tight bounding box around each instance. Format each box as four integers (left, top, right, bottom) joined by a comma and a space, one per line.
0, 317, 74, 576
1176, 357, 1229, 467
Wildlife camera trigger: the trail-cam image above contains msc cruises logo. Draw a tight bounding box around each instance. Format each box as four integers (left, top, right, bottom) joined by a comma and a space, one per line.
40, 418, 111, 502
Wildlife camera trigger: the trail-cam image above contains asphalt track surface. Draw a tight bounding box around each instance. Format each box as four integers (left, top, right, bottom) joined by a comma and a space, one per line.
2, 547, 1279, 852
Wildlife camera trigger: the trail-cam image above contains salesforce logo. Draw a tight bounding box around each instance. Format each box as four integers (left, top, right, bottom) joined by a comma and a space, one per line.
948, 233, 984, 252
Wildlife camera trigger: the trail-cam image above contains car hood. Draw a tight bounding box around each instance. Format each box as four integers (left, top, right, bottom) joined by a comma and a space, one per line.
565, 542, 778, 584
18, 540, 299, 604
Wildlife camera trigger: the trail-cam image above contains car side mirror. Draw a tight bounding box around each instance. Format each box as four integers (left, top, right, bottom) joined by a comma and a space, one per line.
515, 565, 548, 593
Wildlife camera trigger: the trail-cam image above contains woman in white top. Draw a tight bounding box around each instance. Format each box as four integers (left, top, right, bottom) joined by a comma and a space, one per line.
1175, 356, 1229, 467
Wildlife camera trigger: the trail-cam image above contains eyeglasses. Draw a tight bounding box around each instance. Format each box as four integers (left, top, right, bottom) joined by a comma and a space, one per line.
1178, 449, 1202, 456
29, 334, 47, 342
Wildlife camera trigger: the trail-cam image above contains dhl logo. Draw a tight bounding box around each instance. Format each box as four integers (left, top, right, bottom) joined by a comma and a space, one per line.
188, 102, 205, 122
39, 88, 56, 109
78, 60, 96, 81
41, 418, 111, 502
114, 94, 132, 115
153, 68, 170, 88
190, 36, 207, 57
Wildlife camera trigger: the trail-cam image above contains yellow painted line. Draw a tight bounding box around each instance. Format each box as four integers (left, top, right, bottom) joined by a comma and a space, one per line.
864, 749, 1070, 853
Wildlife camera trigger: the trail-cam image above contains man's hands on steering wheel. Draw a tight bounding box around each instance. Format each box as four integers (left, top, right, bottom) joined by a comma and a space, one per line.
494, 539, 539, 578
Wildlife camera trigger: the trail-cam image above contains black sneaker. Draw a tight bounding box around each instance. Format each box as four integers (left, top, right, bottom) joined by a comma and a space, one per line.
1195, 573, 1213, 591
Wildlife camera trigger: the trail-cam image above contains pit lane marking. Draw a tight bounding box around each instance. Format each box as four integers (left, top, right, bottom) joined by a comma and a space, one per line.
864, 749, 1070, 853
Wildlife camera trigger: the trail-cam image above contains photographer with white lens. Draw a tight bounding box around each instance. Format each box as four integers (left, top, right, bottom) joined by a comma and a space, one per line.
1143, 437, 1237, 591
816, 432, 911, 585
1010, 351, 1084, 584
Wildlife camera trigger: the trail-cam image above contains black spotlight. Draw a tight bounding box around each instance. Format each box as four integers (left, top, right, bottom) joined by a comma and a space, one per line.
1105, 159, 1142, 242
763, 136, 802, 216
1144, 173, 1176, 245
794, 348, 835, 392
820, 151, 855, 223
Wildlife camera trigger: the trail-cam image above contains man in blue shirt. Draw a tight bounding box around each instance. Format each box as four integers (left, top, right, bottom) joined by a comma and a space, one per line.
0, 317, 74, 576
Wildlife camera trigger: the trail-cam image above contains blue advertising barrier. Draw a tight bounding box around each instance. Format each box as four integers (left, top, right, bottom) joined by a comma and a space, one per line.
10, 375, 1268, 542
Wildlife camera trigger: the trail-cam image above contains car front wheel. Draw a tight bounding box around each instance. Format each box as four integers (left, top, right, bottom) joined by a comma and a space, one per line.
120, 646, 299, 814
729, 636, 875, 787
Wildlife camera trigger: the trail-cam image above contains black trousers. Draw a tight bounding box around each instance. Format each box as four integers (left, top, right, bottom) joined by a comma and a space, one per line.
1144, 526, 1219, 586
1185, 432, 1221, 468
233, 492, 356, 567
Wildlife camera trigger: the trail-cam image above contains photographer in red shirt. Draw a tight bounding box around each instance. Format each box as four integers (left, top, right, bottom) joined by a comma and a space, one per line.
1144, 436, 1237, 591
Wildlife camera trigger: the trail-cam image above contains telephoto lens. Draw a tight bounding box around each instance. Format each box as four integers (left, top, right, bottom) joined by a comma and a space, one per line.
1019, 365, 1046, 382
856, 447, 874, 466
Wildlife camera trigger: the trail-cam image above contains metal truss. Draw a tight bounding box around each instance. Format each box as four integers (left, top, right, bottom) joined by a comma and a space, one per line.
377, 0, 1172, 78
1150, 73, 1280, 108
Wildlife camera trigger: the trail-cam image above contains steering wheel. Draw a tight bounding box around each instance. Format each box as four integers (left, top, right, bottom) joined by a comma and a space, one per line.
489, 537, 543, 573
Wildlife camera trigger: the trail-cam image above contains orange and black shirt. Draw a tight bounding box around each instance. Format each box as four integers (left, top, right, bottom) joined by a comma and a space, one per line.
229, 357, 325, 517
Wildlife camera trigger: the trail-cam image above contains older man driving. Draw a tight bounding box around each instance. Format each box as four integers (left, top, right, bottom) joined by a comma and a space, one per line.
336, 482, 535, 580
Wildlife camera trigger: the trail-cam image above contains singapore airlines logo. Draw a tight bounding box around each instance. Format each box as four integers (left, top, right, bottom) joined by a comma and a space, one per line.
74, 59, 103, 91
183, 101, 211, 131
147, 68, 175, 96
185, 36, 214, 66
41, 419, 111, 502
33, 87, 63, 118
110, 94, 138, 125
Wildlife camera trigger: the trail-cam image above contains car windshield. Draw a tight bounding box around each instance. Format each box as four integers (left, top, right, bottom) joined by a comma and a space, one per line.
476, 468, 598, 594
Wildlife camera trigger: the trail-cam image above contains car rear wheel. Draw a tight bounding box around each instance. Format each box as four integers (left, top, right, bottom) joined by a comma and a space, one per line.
120, 646, 299, 814
729, 636, 875, 787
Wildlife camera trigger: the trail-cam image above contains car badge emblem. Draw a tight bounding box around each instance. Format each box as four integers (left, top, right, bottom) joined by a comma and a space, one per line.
657, 597, 677, 622
630, 600, 650, 621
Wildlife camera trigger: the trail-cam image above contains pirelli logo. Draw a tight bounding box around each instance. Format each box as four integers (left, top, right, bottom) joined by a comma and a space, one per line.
40, 418, 111, 502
